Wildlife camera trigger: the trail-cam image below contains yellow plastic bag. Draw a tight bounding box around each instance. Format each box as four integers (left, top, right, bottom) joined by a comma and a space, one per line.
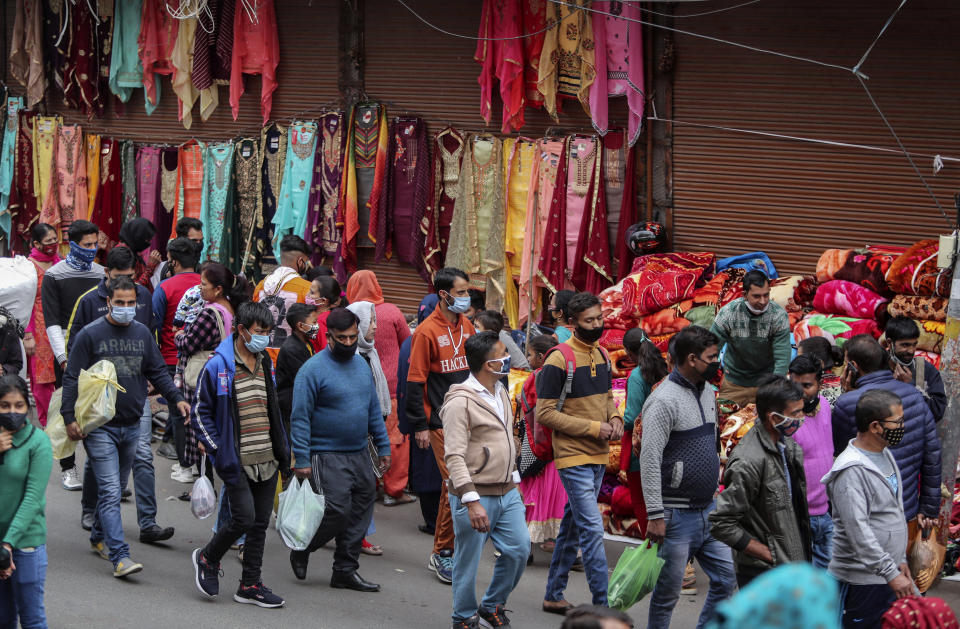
44, 360, 126, 460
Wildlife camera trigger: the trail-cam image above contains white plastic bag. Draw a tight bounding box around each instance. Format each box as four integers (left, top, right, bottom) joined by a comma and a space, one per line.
0, 256, 38, 325
276, 477, 325, 551
191, 456, 216, 519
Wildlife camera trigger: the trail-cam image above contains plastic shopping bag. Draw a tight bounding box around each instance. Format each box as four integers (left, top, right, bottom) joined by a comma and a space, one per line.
276, 477, 326, 551
608, 541, 665, 611
44, 389, 71, 459
45, 361, 126, 459
191, 456, 217, 519
908, 525, 946, 593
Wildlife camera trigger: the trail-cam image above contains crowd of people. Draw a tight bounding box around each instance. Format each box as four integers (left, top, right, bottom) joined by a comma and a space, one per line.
0, 214, 956, 629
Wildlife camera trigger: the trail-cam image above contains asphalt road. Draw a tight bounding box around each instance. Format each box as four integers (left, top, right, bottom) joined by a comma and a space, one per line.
39, 441, 960, 629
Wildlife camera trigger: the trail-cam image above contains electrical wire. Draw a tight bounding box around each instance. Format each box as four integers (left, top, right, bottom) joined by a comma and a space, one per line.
854, 0, 908, 76
395, 0, 557, 41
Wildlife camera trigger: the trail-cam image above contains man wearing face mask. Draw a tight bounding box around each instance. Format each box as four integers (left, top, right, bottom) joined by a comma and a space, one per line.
640, 325, 735, 629
115, 218, 161, 293
538, 292, 623, 614
831, 335, 940, 572
288, 308, 390, 591
825, 389, 915, 628
41, 219, 104, 491
62, 277, 191, 579
882, 316, 946, 422
253, 234, 314, 364
276, 303, 318, 435
406, 267, 476, 584
710, 375, 812, 587
440, 331, 528, 629
709, 270, 791, 407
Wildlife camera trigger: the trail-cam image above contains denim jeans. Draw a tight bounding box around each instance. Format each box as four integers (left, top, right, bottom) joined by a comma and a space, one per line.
647, 502, 736, 629
449, 489, 530, 621
809, 513, 834, 570
85, 423, 139, 564
545, 463, 608, 606
0, 545, 48, 629
213, 486, 245, 547
81, 401, 158, 531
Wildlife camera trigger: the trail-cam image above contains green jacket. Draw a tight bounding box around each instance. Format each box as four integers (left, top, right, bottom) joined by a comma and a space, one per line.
0, 424, 52, 549
709, 423, 811, 577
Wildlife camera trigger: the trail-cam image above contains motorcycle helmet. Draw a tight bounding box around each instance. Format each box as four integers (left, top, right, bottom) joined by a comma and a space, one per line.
626, 221, 666, 255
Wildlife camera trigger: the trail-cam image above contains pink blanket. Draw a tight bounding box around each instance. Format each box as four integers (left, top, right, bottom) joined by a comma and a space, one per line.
813, 280, 888, 320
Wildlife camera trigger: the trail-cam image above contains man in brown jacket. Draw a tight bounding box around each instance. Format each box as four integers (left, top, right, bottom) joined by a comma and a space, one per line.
441, 331, 529, 629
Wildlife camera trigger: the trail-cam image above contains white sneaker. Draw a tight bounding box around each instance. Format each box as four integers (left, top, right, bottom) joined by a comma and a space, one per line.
61, 466, 82, 491
170, 464, 194, 484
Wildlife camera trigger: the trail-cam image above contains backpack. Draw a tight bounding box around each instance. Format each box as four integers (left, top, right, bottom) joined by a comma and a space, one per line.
528, 343, 611, 462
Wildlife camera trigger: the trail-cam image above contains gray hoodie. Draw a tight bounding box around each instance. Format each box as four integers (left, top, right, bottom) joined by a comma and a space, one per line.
822, 439, 908, 585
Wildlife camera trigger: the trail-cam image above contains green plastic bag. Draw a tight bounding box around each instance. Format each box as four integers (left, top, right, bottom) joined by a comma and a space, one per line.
608, 542, 665, 611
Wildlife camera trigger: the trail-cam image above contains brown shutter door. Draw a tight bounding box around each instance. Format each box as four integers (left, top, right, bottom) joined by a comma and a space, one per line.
670, 0, 960, 275
357, 249, 431, 316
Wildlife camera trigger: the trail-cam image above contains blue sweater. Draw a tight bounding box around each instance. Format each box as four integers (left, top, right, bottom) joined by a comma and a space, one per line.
290, 348, 390, 468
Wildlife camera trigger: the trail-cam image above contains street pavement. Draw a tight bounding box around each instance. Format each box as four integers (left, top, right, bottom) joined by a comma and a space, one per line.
41, 439, 960, 628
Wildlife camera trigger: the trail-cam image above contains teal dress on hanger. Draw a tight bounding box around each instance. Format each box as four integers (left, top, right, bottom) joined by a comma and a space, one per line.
0, 96, 24, 241
271, 121, 318, 259
200, 141, 235, 263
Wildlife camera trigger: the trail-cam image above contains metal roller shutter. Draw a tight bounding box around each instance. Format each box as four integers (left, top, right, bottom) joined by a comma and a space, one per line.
357, 249, 431, 316
670, 0, 960, 275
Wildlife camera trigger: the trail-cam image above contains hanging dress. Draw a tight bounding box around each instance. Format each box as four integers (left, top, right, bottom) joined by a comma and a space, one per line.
475, 0, 525, 133
137, 145, 162, 248
518, 138, 563, 323
171, 139, 205, 246
309, 111, 344, 265
62, 1, 99, 115
387, 116, 429, 275
538, 0, 596, 119
521, 0, 546, 110
109, 0, 145, 103
42, 1, 67, 100
139, 0, 179, 113
92, 137, 123, 249
9, 111, 39, 250
589, 1, 645, 147
564, 135, 599, 273
259, 123, 286, 265
602, 130, 639, 280
502, 137, 536, 329
10, 0, 46, 108
170, 14, 200, 129
200, 142, 236, 263
571, 139, 613, 295
43, 124, 87, 244
339, 103, 388, 272
192, 0, 235, 122
94, 0, 115, 118
271, 121, 318, 259
422, 127, 464, 278
157, 147, 179, 255
120, 140, 137, 222
229, 0, 279, 124
0, 97, 24, 241
234, 137, 261, 275
32, 116, 61, 217
304, 117, 327, 264
536, 137, 570, 296
84, 134, 101, 219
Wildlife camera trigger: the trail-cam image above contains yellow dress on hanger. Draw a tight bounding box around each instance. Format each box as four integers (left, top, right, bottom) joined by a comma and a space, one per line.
502, 137, 536, 329
171, 16, 199, 129
32, 115, 60, 210
85, 133, 101, 219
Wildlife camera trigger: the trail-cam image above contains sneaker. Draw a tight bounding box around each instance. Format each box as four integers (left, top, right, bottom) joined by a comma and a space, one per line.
192, 548, 221, 598
383, 492, 417, 506
428, 550, 454, 584
81, 512, 95, 531
156, 441, 178, 460
61, 466, 82, 491
233, 582, 284, 608
478, 605, 512, 628
113, 557, 143, 578
91, 541, 110, 561
171, 464, 194, 484
453, 615, 480, 629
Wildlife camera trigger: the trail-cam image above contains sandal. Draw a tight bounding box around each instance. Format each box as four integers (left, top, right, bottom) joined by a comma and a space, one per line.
361, 539, 384, 556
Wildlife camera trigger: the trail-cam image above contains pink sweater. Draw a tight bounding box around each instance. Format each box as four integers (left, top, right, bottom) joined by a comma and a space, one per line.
373, 302, 411, 396
791, 394, 834, 516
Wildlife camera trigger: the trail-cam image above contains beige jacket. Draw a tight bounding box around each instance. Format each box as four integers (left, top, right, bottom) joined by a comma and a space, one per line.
440, 379, 517, 498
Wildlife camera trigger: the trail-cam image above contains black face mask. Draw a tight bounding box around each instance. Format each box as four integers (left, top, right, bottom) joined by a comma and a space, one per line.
698, 361, 721, 382
0, 412, 28, 432
882, 425, 906, 447
575, 325, 604, 344
802, 396, 820, 415
329, 339, 358, 361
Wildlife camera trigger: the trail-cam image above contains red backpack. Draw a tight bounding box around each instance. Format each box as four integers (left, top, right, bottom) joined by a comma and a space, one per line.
526, 343, 611, 462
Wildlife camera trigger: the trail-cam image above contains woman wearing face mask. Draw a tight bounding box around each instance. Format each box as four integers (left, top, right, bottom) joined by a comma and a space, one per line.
0, 375, 53, 629
306, 274, 341, 352
709, 375, 813, 588
276, 303, 319, 435
547, 290, 575, 342
24, 223, 60, 428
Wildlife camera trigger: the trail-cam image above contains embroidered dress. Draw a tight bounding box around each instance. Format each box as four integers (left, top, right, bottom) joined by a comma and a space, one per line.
422, 127, 464, 278
589, 1, 645, 147
0, 98, 24, 240
538, 0, 595, 119
200, 142, 236, 263
564, 136, 598, 272
310, 112, 344, 262
519, 138, 563, 322
171, 139, 205, 244
9, 111, 39, 251
10, 0, 46, 108
139, 0, 179, 113
62, 1, 98, 115
339, 103, 388, 271
157, 148, 178, 255
84, 134, 101, 219
271, 121, 318, 260
537, 137, 569, 294
387, 116, 429, 274
259, 123, 286, 264
447, 135, 507, 313
32, 116, 60, 214
170, 15, 200, 129
229, 0, 279, 124
192, 0, 235, 122
603, 130, 638, 280
475, 0, 525, 133
94, 0, 115, 118
42, 2, 67, 100
502, 137, 536, 329
120, 140, 137, 223
92, 137, 122, 249
137, 146, 162, 242
41, 124, 87, 245
521, 0, 547, 109
571, 137, 613, 294
234, 137, 261, 275
109, 0, 144, 103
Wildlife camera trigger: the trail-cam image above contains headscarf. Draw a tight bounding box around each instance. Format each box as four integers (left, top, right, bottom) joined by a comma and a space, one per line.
118, 217, 157, 253
705, 564, 840, 629
346, 270, 384, 305
882, 596, 959, 629
418, 294, 439, 324
347, 300, 391, 416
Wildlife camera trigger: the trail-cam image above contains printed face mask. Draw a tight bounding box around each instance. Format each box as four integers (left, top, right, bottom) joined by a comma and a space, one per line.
303, 323, 320, 340
487, 356, 511, 376
771, 412, 805, 438
882, 423, 906, 446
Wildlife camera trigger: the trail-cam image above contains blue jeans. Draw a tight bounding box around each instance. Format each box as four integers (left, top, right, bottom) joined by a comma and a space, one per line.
85, 423, 139, 564
647, 502, 736, 629
449, 489, 530, 621
81, 401, 158, 531
545, 464, 608, 606
0, 545, 48, 629
809, 513, 834, 570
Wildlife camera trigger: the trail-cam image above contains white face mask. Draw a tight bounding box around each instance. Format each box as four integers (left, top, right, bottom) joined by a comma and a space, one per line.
745, 301, 769, 315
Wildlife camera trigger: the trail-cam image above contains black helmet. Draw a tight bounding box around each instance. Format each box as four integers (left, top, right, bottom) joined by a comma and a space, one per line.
626, 221, 666, 256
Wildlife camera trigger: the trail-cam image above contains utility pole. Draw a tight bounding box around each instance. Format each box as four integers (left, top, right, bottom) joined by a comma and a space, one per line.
937, 194, 960, 557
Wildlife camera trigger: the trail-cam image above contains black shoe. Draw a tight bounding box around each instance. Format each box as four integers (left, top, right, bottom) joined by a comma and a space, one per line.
140, 525, 175, 544
290, 550, 309, 581
478, 605, 512, 628
81, 512, 94, 531
121, 488, 132, 501
330, 571, 381, 592
527, 553, 534, 566
418, 524, 436, 536
192, 548, 220, 599
453, 615, 479, 629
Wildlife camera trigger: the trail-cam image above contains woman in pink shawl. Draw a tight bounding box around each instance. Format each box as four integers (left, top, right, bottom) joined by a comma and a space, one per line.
24, 223, 60, 426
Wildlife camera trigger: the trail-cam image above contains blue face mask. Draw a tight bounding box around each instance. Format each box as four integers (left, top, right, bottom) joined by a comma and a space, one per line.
66, 240, 98, 270
110, 305, 137, 325
487, 356, 511, 376
242, 329, 270, 354
444, 292, 471, 314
